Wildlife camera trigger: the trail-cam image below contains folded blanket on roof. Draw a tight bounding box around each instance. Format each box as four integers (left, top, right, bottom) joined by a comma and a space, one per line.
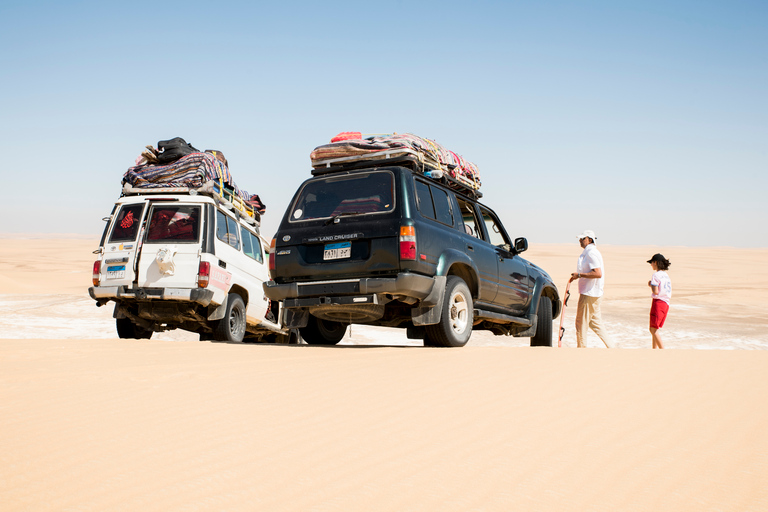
123, 152, 251, 201
310, 133, 481, 190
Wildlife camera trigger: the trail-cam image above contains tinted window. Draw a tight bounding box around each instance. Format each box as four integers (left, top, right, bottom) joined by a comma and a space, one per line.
415, 180, 436, 220
109, 204, 144, 242
291, 171, 395, 221
241, 227, 264, 263
416, 180, 435, 219
145, 205, 200, 242
216, 210, 240, 249
431, 187, 454, 226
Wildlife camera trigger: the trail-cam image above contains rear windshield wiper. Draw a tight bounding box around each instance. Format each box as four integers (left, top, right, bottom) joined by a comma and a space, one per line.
324, 211, 363, 225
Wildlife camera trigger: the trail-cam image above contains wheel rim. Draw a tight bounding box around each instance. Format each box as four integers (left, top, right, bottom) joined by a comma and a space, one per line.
448, 290, 469, 335
229, 305, 245, 339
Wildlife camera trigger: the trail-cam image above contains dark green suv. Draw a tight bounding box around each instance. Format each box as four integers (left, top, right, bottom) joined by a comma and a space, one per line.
264, 155, 561, 347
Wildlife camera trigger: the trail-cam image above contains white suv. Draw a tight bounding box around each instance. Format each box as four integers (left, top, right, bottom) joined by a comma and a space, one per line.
89, 184, 288, 342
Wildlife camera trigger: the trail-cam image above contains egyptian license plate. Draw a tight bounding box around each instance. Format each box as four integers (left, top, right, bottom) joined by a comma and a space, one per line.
323, 241, 351, 261
106, 265, 126, 279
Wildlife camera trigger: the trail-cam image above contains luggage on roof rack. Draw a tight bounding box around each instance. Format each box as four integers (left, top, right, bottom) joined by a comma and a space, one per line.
122, 151, 263, 222
309, 132, 482, 199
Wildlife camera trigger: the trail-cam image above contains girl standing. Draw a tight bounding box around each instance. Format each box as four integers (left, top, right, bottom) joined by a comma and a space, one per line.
647, 253, 672, 349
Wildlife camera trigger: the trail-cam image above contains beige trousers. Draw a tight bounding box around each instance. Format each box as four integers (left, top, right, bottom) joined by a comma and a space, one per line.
575, 295, 614, 348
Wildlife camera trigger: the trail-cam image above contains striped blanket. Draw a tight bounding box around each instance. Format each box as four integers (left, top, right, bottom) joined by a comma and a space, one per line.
310, 133, 482, 191
122, 152, 251, 201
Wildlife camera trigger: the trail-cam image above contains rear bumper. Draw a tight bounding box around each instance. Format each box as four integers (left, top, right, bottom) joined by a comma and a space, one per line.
89, 286, 215, 306
263, 273, 436, 302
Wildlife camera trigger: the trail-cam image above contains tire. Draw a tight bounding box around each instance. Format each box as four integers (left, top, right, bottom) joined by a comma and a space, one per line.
300, 315, 347, 345
116, 317, 153, 339
530, 296, 553, 347
214, 293, 247, 342
424, 276, 473, 347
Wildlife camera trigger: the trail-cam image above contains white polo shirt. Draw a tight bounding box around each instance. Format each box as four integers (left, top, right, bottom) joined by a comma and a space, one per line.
577, 244, 605, 297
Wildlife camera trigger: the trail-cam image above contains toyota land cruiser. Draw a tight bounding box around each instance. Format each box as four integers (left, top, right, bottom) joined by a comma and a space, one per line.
263, 150, 560, 347
89, 183, 288, 343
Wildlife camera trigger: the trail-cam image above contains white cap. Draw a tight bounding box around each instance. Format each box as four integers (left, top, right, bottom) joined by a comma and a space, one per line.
578, 230, 596, 241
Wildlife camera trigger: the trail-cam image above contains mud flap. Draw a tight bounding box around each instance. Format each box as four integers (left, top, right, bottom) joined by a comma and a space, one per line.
517, 277, 547, 337
207, 295, 228, 321
411, 275, 446, 326
282, 307, 309, 329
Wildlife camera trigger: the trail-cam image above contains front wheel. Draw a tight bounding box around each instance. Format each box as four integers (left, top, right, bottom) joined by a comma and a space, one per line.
116, 318, 153, 339
530, 296, 553, 347
215, 293, 247, 342
300, 316, 347, 345
424, 276, 473, 347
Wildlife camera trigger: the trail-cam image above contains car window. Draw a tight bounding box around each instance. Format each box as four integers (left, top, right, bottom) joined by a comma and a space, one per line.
456, 197, 481, 239
290, 171, 395, 221
431, 187, 454, 226
241, 227, 264, 263
216, 210, 240, 250
109, 204, 144, 242
415, 180, 436, 220
145, 205, 200, 242
415, 180, 454, 226
480, 207, 510, 248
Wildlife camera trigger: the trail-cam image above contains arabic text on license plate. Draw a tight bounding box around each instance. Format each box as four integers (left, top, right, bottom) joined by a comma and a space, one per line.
323, 241, 351, 260
107, 265, 126, 279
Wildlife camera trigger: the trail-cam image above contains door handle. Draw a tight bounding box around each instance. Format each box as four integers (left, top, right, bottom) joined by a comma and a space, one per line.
466, 244, 474, 252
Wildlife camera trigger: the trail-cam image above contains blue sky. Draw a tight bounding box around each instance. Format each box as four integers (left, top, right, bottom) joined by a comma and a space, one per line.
1, 0, 766, 247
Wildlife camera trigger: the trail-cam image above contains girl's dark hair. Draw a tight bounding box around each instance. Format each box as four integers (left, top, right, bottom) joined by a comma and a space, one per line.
648, 254, 671, 271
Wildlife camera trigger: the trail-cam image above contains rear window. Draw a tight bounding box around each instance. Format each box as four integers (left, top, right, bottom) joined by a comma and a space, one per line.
290, 171, 395, 221
109, 204, 144, 242
146, 205, 201, 242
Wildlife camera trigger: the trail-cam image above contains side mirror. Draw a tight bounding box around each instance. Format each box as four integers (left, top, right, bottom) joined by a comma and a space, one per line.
514, 237, 528, 254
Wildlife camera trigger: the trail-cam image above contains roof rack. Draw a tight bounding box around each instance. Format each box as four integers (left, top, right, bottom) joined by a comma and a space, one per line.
311, 148, 483, 199
121, 180, 261, 227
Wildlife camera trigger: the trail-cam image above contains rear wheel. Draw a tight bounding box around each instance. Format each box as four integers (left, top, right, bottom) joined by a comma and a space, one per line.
530, 296, 553, 347
215, 293, 247, 342
116, 318, 153, 339
424, 276, 473, 347
300, 316, 347, 345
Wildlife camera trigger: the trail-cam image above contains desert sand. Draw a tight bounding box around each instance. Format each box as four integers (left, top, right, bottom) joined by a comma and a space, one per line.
2, 237, 768, 511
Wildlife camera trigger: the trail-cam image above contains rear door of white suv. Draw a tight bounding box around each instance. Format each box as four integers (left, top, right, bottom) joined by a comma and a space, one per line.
102, 200, 147, 289
137, 200, 203, 289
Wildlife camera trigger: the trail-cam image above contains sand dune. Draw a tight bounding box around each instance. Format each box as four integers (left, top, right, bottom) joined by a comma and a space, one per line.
2, 238, 768, 511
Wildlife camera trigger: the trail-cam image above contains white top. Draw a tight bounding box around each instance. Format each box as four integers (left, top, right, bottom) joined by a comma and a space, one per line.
650, 270, 672, 304
577, 244, 605, 297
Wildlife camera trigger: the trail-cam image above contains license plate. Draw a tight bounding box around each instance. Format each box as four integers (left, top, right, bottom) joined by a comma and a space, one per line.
323, 241, 351, 260
107, 265, 126, 279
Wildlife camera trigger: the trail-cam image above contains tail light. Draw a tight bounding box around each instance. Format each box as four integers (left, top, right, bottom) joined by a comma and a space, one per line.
198, 261, 210, 288
92, 261, 101, 286
268, 238, 276, 273
399, 226, 416, 260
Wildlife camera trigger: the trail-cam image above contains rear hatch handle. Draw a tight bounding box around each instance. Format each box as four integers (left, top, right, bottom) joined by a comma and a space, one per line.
324, 211, 363, 225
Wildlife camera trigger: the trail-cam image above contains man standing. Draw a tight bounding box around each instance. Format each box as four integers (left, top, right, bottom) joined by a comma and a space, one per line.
569, 230, 614, 348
